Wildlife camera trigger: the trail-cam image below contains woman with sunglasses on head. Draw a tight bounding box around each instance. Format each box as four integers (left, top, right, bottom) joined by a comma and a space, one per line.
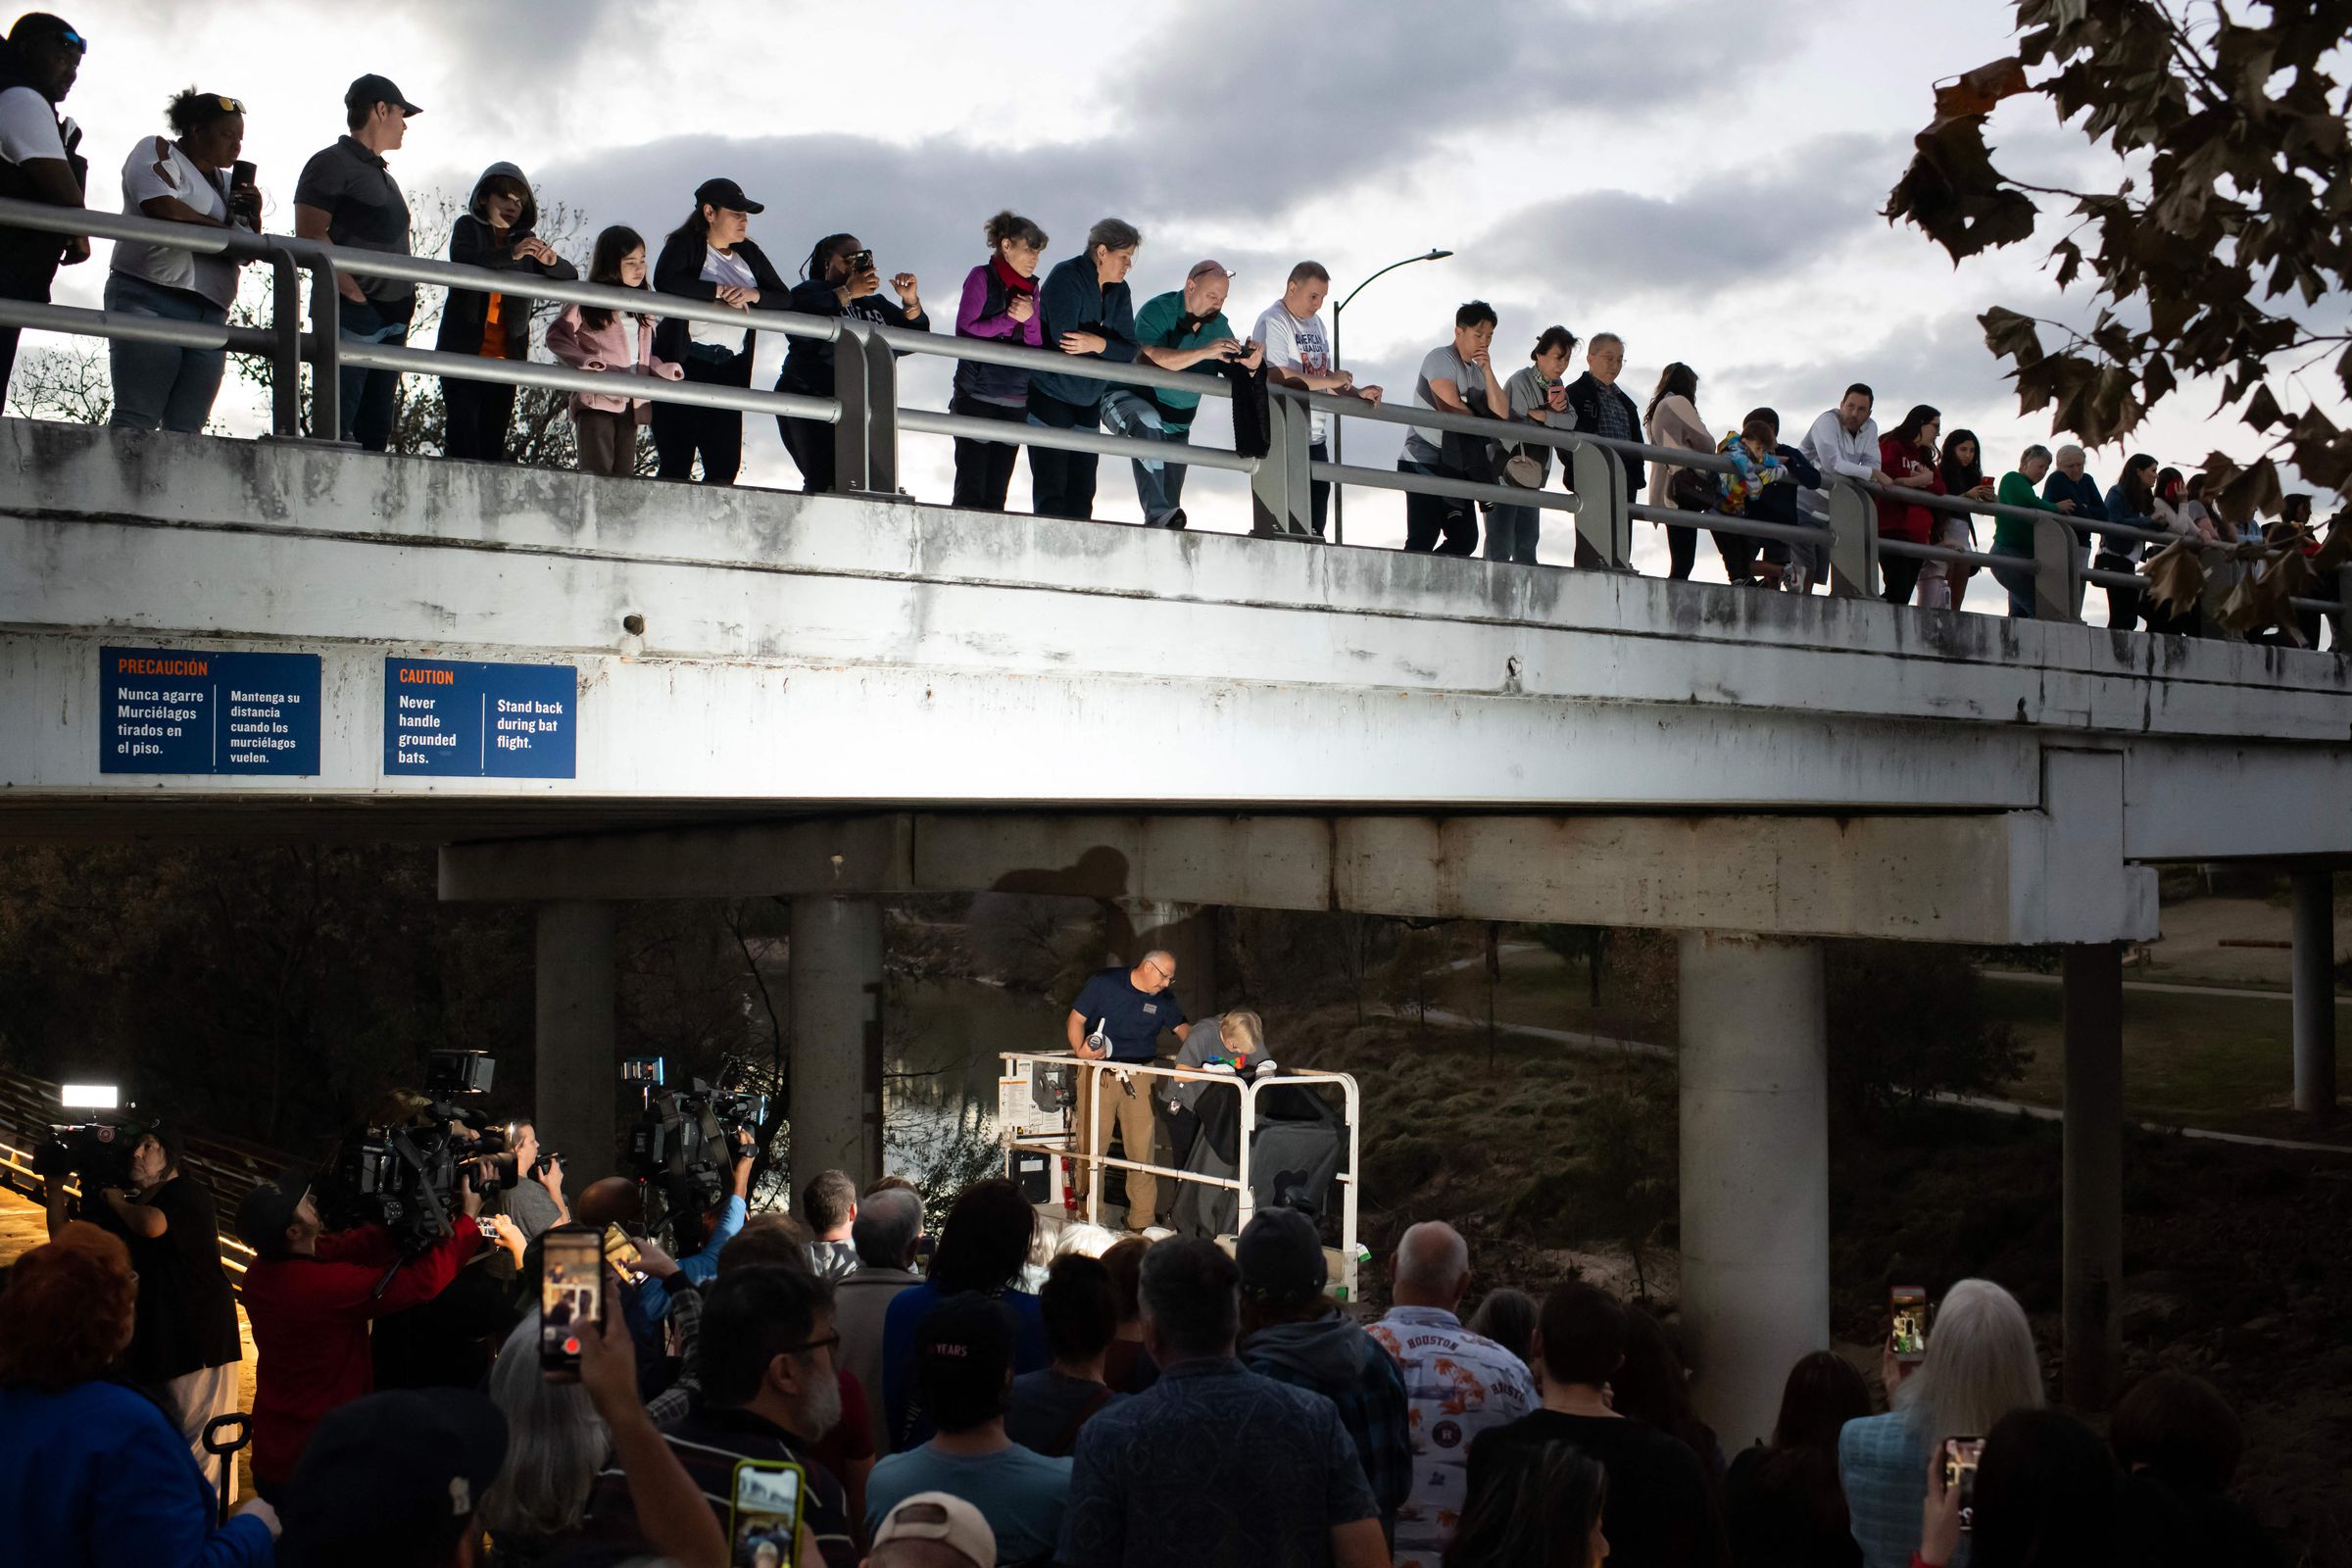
104, 87, 260, 432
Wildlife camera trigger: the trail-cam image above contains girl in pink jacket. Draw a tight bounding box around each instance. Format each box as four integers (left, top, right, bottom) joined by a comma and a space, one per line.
545, 224, 683, 476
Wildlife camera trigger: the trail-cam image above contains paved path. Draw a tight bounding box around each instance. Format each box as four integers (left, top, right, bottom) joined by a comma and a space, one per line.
1405, 1008, 2352, 1156
1981, 969, 2348, 1004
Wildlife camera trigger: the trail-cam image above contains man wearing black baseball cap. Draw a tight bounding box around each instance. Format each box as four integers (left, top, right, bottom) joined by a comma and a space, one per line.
277, 1388, 504, 1568
293, 73, 420, 451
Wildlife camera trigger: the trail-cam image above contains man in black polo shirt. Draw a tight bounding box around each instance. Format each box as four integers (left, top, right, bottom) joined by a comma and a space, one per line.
1064, 950, 1191, 1233
292, 73, 418, 452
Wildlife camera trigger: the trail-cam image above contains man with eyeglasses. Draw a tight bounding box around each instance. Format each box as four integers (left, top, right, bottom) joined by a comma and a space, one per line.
584, 1263, 859, 1568
0, 12, 89, 397
1066, 950, 1191, 1234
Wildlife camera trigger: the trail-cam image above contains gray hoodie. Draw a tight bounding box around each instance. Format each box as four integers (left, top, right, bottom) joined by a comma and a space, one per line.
1244, 1307, 1379, 1386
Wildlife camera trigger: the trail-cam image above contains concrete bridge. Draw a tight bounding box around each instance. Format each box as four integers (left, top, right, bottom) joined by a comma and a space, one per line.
4, 416, 2347, 1443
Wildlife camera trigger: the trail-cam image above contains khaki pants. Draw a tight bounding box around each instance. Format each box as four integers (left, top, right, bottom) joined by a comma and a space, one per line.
1075, 1065, 1160, 1230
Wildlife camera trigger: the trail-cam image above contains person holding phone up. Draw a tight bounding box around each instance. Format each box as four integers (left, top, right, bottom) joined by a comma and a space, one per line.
103, 86, 258, 432
776, 230, 930, 493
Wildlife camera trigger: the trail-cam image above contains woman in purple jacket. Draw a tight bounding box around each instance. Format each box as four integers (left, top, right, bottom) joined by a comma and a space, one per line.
951, 210, 1049, 511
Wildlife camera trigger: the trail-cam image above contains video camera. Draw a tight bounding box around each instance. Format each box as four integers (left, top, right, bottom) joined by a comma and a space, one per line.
30, 1118, 145, 1191
624, 1054, 771, 1240
318, 1051, 526, 1253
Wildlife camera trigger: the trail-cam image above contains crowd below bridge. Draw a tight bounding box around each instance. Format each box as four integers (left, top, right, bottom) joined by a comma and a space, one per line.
0, 1110, 2292, 1568
0, 19, 2342, 647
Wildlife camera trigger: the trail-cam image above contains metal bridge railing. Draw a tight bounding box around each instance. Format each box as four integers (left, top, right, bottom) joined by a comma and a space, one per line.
1, 194, 2343, 648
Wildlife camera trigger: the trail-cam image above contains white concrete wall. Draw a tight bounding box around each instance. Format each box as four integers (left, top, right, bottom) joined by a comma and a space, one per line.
3, 420, 2347, 864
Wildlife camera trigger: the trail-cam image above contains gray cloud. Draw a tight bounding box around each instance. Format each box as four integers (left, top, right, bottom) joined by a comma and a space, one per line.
1475, 131, 1900, 303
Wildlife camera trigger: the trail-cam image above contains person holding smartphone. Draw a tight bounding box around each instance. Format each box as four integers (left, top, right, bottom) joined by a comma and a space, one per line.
103, 87, 258, 432
1102, 258, 1263, 529
776, 230, 930, 493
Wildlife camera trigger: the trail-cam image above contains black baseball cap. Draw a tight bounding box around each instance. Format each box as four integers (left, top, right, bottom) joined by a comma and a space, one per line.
345, 73, 421, 117
1236, 1206, 1326, 1304
279, 1390, 508, 1568
233, 1168, 312, 1261
914, 1293, 1016, 1413
694, 176, 763, 216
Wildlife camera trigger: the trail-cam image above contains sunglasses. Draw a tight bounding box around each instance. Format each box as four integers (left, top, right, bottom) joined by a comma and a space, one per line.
208, 95, 247, 115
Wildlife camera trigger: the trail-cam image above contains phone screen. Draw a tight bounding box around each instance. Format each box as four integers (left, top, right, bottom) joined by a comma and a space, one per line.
539, 1228, 603, 1374
1942, 1437, 1984, 1531
728, 1459, 806, 1567
603, 1223, 648, 1286
1889, 1285, 1930, 1362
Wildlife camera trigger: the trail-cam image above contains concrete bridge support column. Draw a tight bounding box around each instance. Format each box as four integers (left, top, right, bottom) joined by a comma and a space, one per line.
535, 901, 618, 1184
2293, 871, 2338, 1115
1678, 930, 1829, 1450
1113, 900, 1220, 1014
789, 896, 885, 1195
2062, 941, 2124, 1408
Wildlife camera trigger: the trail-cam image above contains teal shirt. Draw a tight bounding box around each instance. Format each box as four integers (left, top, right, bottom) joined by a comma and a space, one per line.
1130, 290, 1233, 430
1994, 469, 2055, 552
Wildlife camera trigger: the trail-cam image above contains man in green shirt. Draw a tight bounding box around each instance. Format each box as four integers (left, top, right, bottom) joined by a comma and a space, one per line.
1102, 260, 1263, 527
1989, 442, 2079, 617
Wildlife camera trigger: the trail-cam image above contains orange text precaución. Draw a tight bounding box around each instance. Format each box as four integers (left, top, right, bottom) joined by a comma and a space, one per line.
117, 656, 209, 676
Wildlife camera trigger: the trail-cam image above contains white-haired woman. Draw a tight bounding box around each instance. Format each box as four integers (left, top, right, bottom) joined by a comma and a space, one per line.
1838, 1278, 2044, 1568
481, 1312, 609, 1566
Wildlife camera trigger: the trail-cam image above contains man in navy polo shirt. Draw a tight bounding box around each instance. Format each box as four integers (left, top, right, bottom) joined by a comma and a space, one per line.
1064, 951, 1191, 1233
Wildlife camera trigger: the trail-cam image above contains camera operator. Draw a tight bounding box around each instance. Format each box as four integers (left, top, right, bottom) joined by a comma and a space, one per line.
500, 1118, 569, 1238
628, 1127, 755, 1326
39, 1121, 242, 1479
234, 1165, 495, 1501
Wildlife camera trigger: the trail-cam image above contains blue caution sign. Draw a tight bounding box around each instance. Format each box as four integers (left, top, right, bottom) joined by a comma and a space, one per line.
100, 646, 322, 775
383, 658, 577, 778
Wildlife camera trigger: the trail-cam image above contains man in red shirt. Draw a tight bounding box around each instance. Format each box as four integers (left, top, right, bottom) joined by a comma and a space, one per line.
234, 1170, 488, 1498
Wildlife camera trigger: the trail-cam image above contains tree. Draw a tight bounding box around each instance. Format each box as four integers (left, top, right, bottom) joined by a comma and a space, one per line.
1886, 1, 2352, 515
4, 342, 112, 423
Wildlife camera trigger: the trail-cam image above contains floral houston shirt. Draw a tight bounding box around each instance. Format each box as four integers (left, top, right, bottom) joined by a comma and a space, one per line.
1366, 1305, 1540, 1568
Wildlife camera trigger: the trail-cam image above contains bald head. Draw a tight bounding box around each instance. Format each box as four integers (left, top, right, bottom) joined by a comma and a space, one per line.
574, 1177, 640, 1228
1391, 1221, 1471, 1307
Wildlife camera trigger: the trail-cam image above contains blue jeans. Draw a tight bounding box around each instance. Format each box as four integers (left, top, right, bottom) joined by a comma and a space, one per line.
1101, 389, 1191, 522
1989, 539, 2035, 617
336, 293, 414, 451
1484, 503, 1541, 564
104, 273, 227, 433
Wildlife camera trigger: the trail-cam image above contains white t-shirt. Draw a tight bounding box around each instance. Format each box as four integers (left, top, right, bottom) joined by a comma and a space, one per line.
112, 136, 240, 307
688, 244, 759, 350
0, 84, 66, 166
1252, 301, 1334, 445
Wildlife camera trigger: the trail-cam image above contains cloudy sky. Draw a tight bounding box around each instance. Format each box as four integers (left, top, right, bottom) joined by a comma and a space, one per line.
26, 0, 2340, 569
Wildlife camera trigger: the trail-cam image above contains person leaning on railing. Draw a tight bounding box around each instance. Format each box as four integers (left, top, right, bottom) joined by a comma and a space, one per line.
2097, 453, 2161, 629
1399, 299, 1511, 557
1642, 360, 1712, 581
2038, 444, 2106, 617
776, 230, 931, 494
293, 73, 421, 453
1919, 427, 1995, 611
545, 223, 683, 478
1104, 257, 1260, 531
1874, 404, 1944, 607
103, 87, 257, 434
1487, 325, 1578, 568
1988, 443, 2072, 619
434, 161, 576, 463
950, 209, 1049, 512
1795, 384, 1886, 596
1251, 260, 1378, 541
1732, 408, 1820, 591
1564, 332, 1643, 567
649, 176, 793, 487
1029, 216, 1146, 521
0, 12, 88, 397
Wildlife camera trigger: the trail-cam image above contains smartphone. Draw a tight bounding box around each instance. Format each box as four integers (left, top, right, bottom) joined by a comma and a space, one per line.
1942, 1437, 1984, 1532
1889, 1285, 1930, 1364
728, 1458, 806, 1567
538, 1226, 603, 1377
602, 1222, 649, 1286
230, 159, 256, 188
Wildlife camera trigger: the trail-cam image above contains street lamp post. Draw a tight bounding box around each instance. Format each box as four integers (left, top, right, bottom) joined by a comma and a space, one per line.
1329, 247, 1452, 545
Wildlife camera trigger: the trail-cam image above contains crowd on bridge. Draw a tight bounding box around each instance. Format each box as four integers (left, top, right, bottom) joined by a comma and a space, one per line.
0, 944, 2299, 1568
0, 18, 2340, 646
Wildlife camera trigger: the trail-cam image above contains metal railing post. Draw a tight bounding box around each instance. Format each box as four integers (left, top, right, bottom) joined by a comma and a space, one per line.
1569, 439, 1629, 567
862, 327, 898, 496
263, 247, 301, 439
1251, 389, 1310, 536
1827, 481, 1876, 599
831, 320, 871, 495
2033, 514, 2079, 622
305, 258, 343, 443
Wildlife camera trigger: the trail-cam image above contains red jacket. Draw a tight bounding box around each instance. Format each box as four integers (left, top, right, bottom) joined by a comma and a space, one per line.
1875, 435, 1942, 543
240, 1218, 483, 1486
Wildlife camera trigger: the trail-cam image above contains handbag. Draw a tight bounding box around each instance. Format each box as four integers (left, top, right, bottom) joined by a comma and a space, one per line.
1502, 451, 1545, 489
1668, 465, 1716, 513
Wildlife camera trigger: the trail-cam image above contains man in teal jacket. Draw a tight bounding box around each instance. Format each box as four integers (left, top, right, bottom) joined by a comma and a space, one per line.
1102, 259, 1264, 527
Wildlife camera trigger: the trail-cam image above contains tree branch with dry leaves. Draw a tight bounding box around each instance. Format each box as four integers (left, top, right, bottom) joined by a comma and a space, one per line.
1885, 0, 2352, 525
